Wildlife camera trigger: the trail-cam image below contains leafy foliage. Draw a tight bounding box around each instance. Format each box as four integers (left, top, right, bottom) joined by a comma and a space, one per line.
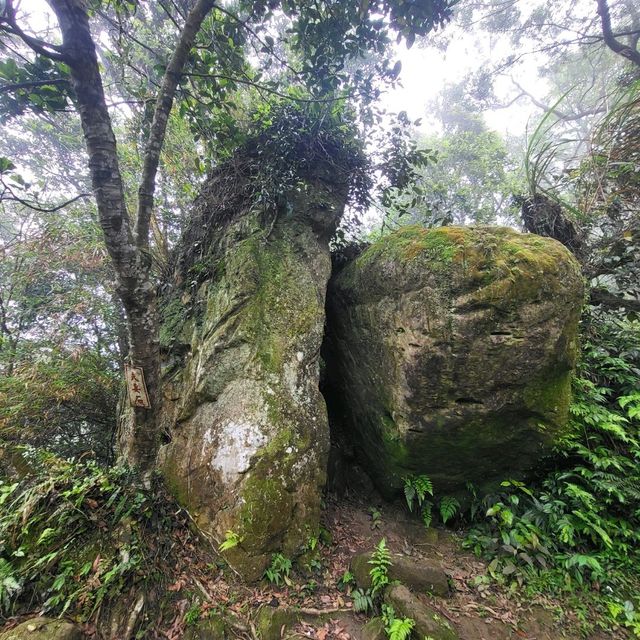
381, 604, 415, 640
383, 113, 523, 229
337, 570, 355, 590
386, 616, 415, 640
0, 206, 120, 461
218, 530, 243, 552
0, 55, 72, 120
264, 553, 293, 587
519, 81, 640, 316
465, 310, 640, 633
0, 449, 178, 621
184, 602, 203, 626
403, 474, 433, 512
438, 496, 460, 525
403, 474, 460, 528
352, 587, 374, 613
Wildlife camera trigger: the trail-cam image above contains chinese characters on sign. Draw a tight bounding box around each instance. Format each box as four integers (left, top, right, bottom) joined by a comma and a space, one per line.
125, 364, 151, 409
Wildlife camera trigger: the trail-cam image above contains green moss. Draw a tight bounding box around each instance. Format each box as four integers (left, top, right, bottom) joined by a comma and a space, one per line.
160, 455, 191, 507
356, 225, 462, 269
523, 367, 573, 427
380, 414, 409, 467
159, 295, 189, 349
184, 614, 227, 640
255, 607, 300, 640
231, 232, 320, 376
238, 475, 294, 551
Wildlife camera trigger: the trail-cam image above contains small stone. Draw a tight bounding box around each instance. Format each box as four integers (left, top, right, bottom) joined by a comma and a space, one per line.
351, 552, 450, 597
385, 585, 458, 640
0, 617, 84, 640
362, 618, 386, 640
255, 607, 300, 640
184, 615, 227, 640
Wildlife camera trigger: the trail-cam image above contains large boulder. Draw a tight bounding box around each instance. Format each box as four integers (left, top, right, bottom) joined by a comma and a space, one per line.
325, 225, 584, 497
156, 160, 348, 580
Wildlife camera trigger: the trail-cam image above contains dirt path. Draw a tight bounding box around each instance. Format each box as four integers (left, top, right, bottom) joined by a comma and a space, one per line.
296, 495, 623, 640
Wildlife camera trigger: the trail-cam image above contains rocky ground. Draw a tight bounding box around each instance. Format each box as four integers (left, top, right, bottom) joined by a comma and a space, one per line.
178, 494, 624, 640
0, 494, 624, 640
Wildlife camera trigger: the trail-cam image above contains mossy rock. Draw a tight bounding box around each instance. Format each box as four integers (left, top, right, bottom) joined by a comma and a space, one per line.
255, 607, 301, 640
325, 225, 584, 498
384, 585, 458, 640
362, 617, 386, 640
184, 615, 227, 640
350, 552, 449, 596
0, 618, 84, 640
155, 165, 348, 579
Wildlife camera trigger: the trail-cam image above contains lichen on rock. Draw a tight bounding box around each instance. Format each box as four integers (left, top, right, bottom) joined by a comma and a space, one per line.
156, 148, 350, 579
324, 225, 584, 498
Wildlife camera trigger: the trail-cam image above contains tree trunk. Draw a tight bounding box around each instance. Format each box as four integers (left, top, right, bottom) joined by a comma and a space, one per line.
43, 0, 215, 471
46, 0, 160, 470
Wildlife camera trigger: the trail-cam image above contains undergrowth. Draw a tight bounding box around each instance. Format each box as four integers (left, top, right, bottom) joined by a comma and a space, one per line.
0, 449, 184, 625
465, 312, 640, 635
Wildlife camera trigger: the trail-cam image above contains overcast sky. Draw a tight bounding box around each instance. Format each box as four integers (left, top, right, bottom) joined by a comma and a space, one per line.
23, 0, 544, 141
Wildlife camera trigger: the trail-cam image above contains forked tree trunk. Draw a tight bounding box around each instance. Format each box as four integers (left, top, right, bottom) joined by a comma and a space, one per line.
44, 0, 214, 470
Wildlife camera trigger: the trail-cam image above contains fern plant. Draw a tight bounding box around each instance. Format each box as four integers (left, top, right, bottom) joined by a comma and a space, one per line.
264, 553, 293, 586
218, 530, 243, 552
403, 474, 435, 530
403, 474, 433, 511
368, 538, 392, 596
352, 587, 374, 613
381, 604, 415, 640
439, 496, 460, 525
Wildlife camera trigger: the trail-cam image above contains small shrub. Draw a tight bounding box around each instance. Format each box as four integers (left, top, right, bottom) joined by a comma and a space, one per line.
0, 449, 175, 621
218, 530, 242, 552
352, 587, 374, 613
264, 553, 292, 586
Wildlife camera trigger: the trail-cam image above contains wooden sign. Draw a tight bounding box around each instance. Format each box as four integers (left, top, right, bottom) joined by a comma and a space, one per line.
125, 364, 151, 409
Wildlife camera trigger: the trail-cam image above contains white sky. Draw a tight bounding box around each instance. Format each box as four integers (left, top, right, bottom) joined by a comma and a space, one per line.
382, 34, 546, 139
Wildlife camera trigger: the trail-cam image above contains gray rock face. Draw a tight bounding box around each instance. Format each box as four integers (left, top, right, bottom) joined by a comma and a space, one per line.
157, 167, 348, 580
325, 225, 584, 498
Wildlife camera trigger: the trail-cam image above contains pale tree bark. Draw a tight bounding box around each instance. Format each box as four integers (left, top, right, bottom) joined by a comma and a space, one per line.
2, 0, 217, 470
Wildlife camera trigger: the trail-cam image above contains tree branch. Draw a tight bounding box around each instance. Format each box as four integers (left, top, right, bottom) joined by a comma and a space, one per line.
185, 72, 348, 103
590, 287, 640, 312
135, 0, 215, 250
0, 182, 90, 212
510, 78, 605, 122
596, 0, 640, 67
0, 78, 69, 94
1, 1, 67, 62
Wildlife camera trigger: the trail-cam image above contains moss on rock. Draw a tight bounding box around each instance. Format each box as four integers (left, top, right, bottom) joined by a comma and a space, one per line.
156, 161, 348, 580
326, 225, 584, 498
